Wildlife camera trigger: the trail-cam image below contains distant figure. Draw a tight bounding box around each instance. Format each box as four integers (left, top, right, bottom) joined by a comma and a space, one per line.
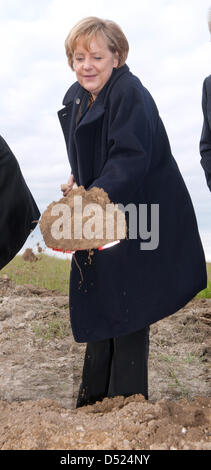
0, 135, 40, 269
199, 8, 211, 191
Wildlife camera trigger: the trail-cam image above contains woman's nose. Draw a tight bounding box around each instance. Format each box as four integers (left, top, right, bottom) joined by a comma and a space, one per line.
83, 58, 93, 69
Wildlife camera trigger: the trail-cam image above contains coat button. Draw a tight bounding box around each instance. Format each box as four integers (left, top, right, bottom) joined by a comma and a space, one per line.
76, 98, 80, 104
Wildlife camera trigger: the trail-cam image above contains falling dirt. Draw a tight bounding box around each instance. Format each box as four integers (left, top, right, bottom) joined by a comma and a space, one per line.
36, 243, 43, 254
0, 276, 210, 450
40, 186, 127, 252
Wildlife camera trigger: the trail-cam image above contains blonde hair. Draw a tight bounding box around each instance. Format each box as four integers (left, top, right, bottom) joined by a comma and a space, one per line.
65, 16, 129, 70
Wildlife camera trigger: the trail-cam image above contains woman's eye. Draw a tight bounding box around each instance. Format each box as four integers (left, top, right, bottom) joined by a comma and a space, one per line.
75, 57, 102, 61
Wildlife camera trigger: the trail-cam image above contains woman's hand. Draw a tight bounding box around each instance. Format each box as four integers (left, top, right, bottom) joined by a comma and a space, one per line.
61, 174, 75, 196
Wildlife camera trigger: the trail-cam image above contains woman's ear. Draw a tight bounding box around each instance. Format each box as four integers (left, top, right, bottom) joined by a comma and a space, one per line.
113, 51, 119, 68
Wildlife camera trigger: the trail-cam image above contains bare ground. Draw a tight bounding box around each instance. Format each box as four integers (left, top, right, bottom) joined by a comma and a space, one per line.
0, 276, 210, 450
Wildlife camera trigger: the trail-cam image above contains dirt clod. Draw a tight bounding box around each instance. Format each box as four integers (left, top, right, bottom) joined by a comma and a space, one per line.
40, 186, 127, 252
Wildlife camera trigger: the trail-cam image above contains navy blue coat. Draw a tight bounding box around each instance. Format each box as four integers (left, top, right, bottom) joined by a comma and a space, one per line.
200, 75, 211, 191
58, 63, 207, 343
0, 135, 40, 269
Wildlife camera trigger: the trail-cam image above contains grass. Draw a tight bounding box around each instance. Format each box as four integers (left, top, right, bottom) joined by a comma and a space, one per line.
0, 254, 71, 294
168, 366, 188, 396
182, 353, 204, 365
150, 351, 204, 366
196, 262, 211, 299
196, 279, 211, 299
159, 354, 176, 363
32, 318, 70, 340
196, 261, 211, 298
0, 255, 211, 297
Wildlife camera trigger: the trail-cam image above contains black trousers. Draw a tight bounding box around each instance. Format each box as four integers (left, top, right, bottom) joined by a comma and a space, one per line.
76, 326, 150, 408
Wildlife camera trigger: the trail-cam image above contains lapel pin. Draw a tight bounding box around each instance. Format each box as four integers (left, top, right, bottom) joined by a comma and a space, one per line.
76, 98, 80, 104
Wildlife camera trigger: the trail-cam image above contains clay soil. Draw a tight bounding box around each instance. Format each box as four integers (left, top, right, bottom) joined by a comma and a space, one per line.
0, 276, 210, 450
40, 186, 127, 252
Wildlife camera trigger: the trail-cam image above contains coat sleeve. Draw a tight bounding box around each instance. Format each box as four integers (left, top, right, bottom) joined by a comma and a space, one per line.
199, 79, 211, 192
0, 135, 40, 269
87, 85, 154, 206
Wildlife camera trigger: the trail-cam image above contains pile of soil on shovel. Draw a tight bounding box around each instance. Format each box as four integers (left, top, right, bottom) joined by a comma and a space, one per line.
39, 186, 127, 252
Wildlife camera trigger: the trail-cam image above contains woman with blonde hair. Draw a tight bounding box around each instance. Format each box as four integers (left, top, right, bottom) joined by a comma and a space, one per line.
58, 17, 207, 408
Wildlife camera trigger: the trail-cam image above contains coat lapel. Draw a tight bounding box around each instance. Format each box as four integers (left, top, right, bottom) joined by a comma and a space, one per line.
58, 83, 84, 184
58, 86, 106, 187
74, 101, 106, 187
58, 64, 130, 186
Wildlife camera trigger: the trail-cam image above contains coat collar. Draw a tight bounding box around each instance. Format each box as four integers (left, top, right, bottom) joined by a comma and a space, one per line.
59, 63, 130, 185
62, 63, 130, 106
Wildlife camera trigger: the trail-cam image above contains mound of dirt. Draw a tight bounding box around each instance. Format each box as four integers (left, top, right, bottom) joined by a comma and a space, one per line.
40, 186, 127, 252
0, 395, 210, 450
22, 248, 37, 262
0, 277, 210, 450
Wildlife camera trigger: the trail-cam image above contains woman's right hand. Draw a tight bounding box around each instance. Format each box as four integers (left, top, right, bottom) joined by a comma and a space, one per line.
61, 174, 75, 196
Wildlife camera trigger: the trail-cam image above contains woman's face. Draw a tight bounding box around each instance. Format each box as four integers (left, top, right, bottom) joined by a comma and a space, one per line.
72, 32, 119, 100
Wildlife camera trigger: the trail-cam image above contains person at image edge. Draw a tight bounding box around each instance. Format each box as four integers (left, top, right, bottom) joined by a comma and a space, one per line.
199, 7, 211, 192
0, 135, 40, 270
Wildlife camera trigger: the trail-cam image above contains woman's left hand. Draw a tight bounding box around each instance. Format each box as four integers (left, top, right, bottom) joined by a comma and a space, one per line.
61, 174, 75, 196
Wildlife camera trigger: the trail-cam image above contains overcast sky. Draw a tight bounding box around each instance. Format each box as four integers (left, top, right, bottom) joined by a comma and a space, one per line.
0, 0, 210, 260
